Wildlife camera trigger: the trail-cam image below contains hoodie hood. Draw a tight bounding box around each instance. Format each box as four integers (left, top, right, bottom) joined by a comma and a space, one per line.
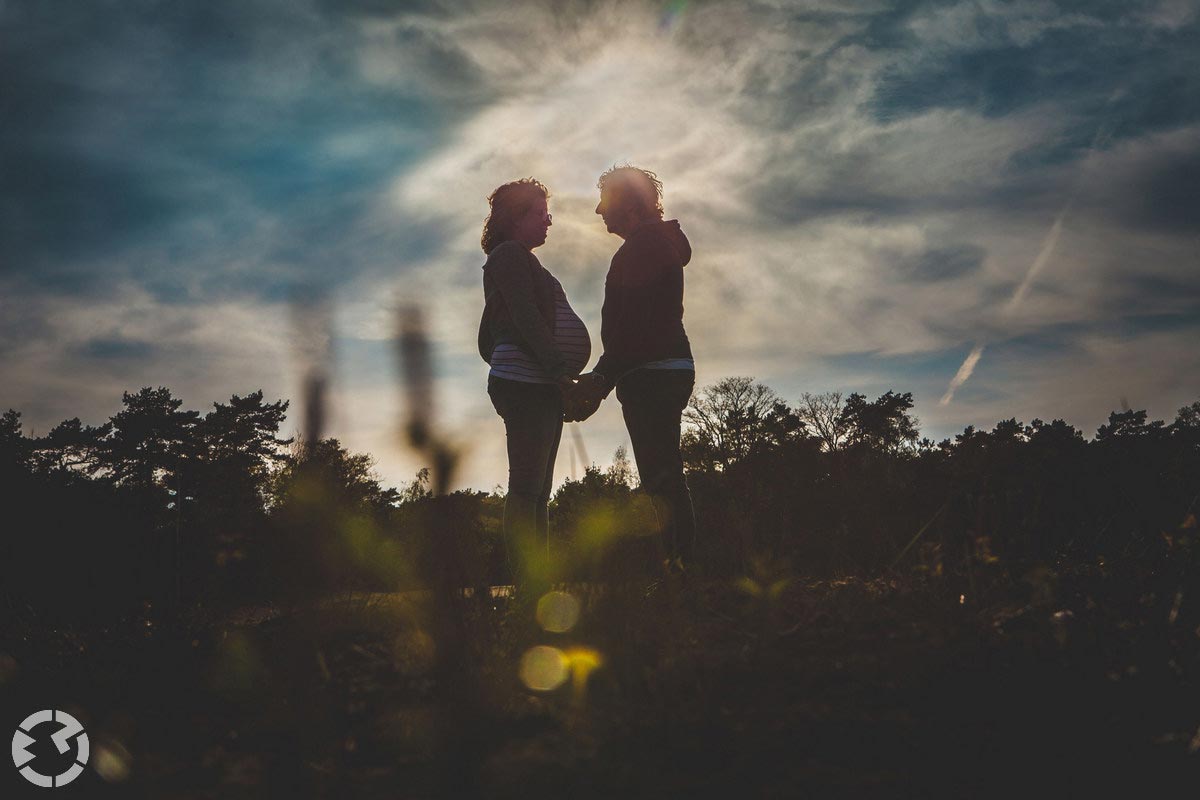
633, 219, 691, 267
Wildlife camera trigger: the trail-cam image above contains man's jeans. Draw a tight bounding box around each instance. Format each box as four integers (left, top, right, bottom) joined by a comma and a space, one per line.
616, 369, 697, 568
488, 376, 563, 592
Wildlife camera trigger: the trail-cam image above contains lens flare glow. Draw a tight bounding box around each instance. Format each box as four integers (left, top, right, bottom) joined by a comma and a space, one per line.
519, 646, 568, 691
536, 591, 581, 633
659, 0, 689, 35
562, 646, 603, 702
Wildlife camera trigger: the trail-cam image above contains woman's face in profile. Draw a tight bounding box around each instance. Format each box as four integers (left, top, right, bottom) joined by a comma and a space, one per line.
513, 197, 552, 250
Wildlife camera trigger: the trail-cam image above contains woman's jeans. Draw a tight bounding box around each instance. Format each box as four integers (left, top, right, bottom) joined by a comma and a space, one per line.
488, 376, 563, 594
615, 369, 697, 569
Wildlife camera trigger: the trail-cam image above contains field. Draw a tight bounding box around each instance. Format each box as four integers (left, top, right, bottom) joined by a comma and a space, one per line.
5, 551, 1198, 798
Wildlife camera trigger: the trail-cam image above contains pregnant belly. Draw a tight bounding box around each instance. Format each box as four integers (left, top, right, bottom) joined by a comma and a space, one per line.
555, 309, 591, 374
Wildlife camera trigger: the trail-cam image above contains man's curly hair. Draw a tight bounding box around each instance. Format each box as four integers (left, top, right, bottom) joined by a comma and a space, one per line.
597, 164, 664, 220
481, 177, 550, 254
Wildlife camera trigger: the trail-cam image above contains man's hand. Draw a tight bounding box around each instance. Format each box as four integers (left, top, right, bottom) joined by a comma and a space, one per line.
557, 375, 585, 422
563, 372, 606, 422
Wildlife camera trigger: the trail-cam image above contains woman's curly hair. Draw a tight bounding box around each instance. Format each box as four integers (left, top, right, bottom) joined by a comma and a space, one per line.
597, 164, 664, 220
481, 178, 550, 254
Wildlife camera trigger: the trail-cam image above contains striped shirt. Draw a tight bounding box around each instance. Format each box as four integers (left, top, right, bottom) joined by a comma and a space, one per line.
639, 357, 695, 372
603, 357, 695, 386
489, 280, 591, 384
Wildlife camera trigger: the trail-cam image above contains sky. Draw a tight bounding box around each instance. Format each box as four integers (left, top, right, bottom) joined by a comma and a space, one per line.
2, 0, 1198, 493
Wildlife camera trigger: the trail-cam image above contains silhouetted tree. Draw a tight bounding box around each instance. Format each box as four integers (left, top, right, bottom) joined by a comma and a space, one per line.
837, 391, 920, 454
1175, 400, 1200, 430
1027, 417, 1086, 447
609, 444, 635, 488
552, 462, 637, 528
29, 417, 110, 480
0, 409, 30, 477
173, 392, 292, 601
683, 377, 803, 470
99, 387, 200, 490
1172, 401, 1200, 452
1095, 408, 1167, 442
263, 437, 402, 603
551, 456, 654, 581
400, 467, 433, 504
796, 391, 845, 452
192, 391, 291, 507
271, 437, 399, 513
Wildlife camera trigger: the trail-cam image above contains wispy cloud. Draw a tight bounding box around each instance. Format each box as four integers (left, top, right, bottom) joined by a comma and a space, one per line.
2, 0, 1198, 489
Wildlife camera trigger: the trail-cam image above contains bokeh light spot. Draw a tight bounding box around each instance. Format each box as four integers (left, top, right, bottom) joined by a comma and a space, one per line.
536, 591, 581, 633
93, 740, 132, 783
519, 646, 568, 692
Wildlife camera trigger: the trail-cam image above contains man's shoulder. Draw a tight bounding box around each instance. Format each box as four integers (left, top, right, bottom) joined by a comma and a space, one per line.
623, 222, 684, 262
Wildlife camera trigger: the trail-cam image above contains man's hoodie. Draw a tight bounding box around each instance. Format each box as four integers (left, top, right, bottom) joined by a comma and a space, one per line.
593, 219, 693, 392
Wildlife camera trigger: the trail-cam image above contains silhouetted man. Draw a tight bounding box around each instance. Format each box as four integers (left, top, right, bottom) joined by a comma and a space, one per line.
569, 165, 697, 574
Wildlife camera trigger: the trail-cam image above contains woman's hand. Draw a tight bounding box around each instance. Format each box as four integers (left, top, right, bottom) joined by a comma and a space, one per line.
563, 373, 604, 422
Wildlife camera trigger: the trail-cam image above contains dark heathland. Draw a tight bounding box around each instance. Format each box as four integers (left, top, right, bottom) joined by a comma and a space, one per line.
2, 382, 1198, 797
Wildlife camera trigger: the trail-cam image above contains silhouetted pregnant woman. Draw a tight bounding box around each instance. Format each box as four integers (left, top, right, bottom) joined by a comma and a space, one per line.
477, 178, 591, 595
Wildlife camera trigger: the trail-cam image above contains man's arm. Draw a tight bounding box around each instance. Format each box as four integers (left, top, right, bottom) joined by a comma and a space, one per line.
590, 261, 622, 396
591, 241, 660, 395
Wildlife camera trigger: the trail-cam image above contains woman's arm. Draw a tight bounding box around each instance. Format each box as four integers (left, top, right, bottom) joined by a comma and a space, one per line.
486, 243, 570, 380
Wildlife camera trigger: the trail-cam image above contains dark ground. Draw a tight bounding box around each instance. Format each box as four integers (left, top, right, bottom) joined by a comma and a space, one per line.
3, 558, 1198, 799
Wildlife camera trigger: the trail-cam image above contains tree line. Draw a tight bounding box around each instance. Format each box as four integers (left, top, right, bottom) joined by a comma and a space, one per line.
2, 382, 1197, 628
673, 379, 1197, 579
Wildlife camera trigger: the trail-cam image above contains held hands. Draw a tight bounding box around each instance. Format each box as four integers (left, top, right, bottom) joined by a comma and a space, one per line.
560, 372, 606, 423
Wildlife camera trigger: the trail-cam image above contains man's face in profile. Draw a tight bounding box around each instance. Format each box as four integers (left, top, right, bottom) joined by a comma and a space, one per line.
595, 186, 626, 236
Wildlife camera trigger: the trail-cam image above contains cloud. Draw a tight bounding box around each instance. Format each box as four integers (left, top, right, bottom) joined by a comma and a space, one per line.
1073, 124, 1200, 234
2, 0, 1197, 490
874, 0, 1200, 138
0, 0, 448, 299
898, 244, 987, 282
0, 282, 294, 435
929, 316, 1200, 436
1141, 0, 1200, 30
73, 336, 160, 362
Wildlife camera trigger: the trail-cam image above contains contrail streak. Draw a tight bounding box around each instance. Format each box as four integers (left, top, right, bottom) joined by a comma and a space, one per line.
938, 91, 1121, 408
1006, 203, 1071, 314
940, 343, 985, 406
940, 203, 1072, 406
940, 192, 1078, 405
